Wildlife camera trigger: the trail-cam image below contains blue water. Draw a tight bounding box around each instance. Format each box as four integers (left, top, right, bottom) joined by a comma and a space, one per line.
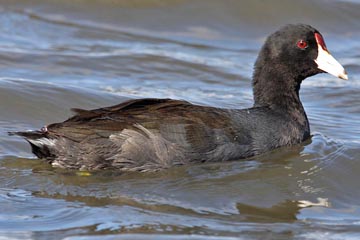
0, 0, 359, 239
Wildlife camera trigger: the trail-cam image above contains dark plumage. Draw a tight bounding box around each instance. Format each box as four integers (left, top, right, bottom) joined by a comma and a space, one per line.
11, 24, 348, 171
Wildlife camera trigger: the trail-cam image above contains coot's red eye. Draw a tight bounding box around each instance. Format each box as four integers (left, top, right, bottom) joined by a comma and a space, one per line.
297, 40, 308, 49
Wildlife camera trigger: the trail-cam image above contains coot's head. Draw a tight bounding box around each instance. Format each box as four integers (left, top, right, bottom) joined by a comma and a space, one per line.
253, 24, 347, 107
255, 24, 347, 81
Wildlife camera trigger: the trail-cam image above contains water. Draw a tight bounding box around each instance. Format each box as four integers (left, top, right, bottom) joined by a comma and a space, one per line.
0, 0, 359, 239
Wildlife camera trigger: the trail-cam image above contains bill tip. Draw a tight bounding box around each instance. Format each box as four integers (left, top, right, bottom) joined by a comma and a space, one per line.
339, 70, 348, 80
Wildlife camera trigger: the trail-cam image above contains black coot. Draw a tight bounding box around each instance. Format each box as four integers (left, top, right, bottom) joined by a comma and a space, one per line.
12, 24, 348, 171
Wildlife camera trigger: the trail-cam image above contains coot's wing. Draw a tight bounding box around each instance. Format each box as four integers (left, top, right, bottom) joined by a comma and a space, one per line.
14, 98, 253, 170
46, 98, 192, 141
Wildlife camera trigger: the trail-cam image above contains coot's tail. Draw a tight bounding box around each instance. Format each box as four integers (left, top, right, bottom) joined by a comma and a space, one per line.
9, 131, 55, 159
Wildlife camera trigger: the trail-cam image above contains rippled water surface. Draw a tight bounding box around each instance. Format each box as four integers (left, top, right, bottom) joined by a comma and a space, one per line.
0, 0, 360, 239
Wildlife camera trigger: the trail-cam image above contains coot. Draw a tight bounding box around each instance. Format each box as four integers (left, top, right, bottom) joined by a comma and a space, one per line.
12, 24, 348, 171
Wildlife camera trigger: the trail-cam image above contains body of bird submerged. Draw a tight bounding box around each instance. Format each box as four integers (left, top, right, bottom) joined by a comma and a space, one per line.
12, 24, 348, 171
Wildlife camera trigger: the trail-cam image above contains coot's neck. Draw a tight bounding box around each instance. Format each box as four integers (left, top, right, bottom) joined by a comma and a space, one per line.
251, 62, 310, 142
252, 63, 305, 113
